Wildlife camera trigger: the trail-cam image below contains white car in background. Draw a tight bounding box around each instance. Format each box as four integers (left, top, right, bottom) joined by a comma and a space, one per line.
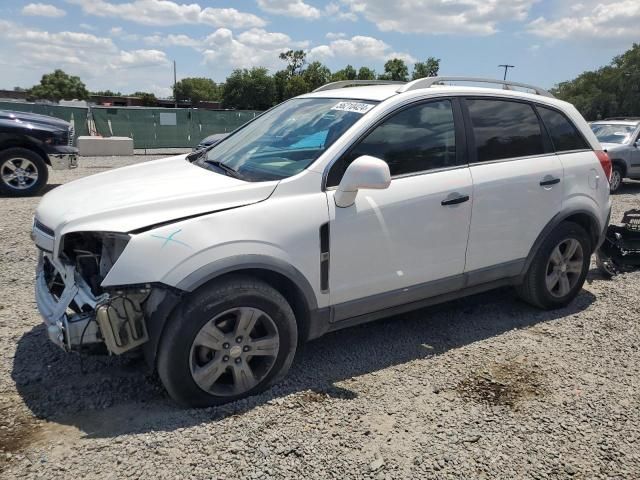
32, 77, 611, 407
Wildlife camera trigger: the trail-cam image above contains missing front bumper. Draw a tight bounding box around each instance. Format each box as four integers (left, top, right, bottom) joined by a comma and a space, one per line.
35, 251, 150, 355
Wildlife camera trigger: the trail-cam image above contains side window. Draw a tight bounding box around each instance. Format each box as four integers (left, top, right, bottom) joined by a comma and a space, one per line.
537, 106, 589, 152
326, 100, 457, 187
466, 99, 545, 163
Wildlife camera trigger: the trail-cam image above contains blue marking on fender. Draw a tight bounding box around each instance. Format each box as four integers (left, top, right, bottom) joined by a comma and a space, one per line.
150, 229, 191, 249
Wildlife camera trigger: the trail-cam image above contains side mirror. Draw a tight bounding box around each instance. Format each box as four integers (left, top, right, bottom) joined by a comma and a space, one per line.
334, 155, 391, 208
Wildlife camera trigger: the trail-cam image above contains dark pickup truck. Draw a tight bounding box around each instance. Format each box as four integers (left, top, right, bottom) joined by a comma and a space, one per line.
0, 109, 78, 196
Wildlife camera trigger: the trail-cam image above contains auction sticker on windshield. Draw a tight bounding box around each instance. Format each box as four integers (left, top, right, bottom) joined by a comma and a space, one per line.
331, 102, 375, 114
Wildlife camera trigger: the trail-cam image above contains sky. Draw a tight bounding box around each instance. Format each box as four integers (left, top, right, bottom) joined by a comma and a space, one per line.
0, 0, 638, 98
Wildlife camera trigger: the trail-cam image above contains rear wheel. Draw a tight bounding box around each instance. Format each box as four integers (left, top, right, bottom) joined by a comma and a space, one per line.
157, 275, 298, 408
609, 165, 623, 193
0, 148, 48, 197
517, 222, 591, 309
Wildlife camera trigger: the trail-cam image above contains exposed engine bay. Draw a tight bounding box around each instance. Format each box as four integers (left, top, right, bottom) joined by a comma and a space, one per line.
36, 228, 156, 356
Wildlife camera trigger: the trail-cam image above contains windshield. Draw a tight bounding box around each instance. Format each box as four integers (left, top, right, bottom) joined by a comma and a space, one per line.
590, 123, 636, 144
195, 98, 378, 181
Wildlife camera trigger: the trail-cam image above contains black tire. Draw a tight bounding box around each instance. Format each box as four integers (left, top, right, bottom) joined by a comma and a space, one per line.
157, 275, 298, 408
0, 147, 49, 197
516, 222, 591, 309
609, 164, 624, 193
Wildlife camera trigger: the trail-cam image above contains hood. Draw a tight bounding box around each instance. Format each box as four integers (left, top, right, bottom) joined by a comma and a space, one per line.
600, 142, 627, 152
35, 155, 278, 235
0, 109, 70, 131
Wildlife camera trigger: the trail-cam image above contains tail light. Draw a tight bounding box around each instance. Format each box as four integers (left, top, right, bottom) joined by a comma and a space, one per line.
595, 150, 612, 182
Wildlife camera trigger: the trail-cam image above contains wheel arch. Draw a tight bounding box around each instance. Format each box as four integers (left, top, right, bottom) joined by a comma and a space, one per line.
0, 139, 50, 166
145, 256, 319, 368
610, 158, 627, 177
522, 209, 602, 277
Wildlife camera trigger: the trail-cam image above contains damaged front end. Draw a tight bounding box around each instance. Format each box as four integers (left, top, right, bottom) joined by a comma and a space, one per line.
33, 224, 171, 356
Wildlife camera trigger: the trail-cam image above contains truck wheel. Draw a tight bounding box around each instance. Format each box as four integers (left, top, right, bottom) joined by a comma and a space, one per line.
0, 148, 48, 197
609, 165, 623, 193
157, 275, 298, 408
516, 222, 591, 309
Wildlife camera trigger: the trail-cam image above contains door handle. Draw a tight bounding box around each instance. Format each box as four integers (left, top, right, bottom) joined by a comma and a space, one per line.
441, 193, 470, 206
540, 176, 561, 186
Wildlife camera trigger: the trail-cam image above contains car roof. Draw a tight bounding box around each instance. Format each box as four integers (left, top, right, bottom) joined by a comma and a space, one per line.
299, 84, 563, 106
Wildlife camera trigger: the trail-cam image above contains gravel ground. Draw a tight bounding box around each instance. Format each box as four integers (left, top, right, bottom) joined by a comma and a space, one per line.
1, 156, 639, 479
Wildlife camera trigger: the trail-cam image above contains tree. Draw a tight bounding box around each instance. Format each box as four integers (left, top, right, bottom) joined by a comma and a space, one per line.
131, 91, 158, 106
285, 76, 309, 98
273, 70, 289, 104
91, 90, 122, 96
552, 43, 640, 120
357, 67, 376, 80
412, 57, 440, 80
332, 65, 357, 81
28, 69, 89, 101
378, 58, 409, 81
279, 49, 306, 76
221, 67, 275, 110
173, 77, 219, 105
303, 61, 332, 90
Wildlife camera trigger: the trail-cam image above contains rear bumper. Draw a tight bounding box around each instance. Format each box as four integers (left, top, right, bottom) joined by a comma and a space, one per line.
597, 205, 612, 250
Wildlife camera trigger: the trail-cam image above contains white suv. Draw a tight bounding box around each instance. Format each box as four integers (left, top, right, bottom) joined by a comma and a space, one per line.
32, 77, 612, 407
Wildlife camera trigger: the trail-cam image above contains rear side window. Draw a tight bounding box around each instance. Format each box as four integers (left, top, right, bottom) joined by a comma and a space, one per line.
327, 99, 457, 186
537, 106, 589, 152
466, 99, 544, 163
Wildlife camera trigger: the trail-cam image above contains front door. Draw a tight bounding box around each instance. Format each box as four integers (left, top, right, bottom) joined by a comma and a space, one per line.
630, 130, 640, 177
325, 99, 473, 319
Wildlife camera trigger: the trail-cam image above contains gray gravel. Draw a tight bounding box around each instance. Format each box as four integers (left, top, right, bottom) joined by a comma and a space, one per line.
1, 156, 640, 479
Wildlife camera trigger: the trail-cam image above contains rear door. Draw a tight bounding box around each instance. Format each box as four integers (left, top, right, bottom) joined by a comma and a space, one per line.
462, 97, 564, 277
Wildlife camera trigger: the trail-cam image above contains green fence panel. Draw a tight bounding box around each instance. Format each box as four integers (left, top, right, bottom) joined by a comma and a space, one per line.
153, 108, 192, 148
92, 107, 157, 149
193, 109, 259, 146
0, 102, 261, 149
0, 101, 89, 144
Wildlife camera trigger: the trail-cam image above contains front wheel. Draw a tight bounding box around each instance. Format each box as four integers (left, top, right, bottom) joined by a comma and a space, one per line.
516, 222, 591, 309
157, 275, 298, 408
0, 148, 49, 197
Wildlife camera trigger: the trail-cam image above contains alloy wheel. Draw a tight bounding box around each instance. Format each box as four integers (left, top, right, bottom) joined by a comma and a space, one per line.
1, 157, 38, 190
610, 169, 622, 192
545, 238, 584, 298
189, 307, 280, 397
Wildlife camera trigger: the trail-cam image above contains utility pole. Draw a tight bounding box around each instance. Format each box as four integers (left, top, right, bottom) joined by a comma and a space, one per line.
173, 60, 177, 108
499, 64, 515, 80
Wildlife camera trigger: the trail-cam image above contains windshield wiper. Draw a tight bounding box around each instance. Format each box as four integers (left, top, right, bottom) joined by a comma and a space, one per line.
204, 159, 242, 179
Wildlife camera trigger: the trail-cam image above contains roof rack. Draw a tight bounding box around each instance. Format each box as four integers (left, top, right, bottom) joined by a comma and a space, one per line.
312, 80, 405, 92
396, 76, 555, 98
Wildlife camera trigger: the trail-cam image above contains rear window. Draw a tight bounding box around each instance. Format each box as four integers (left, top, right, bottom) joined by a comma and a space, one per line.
466, 99, 545, 163
537, 106, 589, 152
